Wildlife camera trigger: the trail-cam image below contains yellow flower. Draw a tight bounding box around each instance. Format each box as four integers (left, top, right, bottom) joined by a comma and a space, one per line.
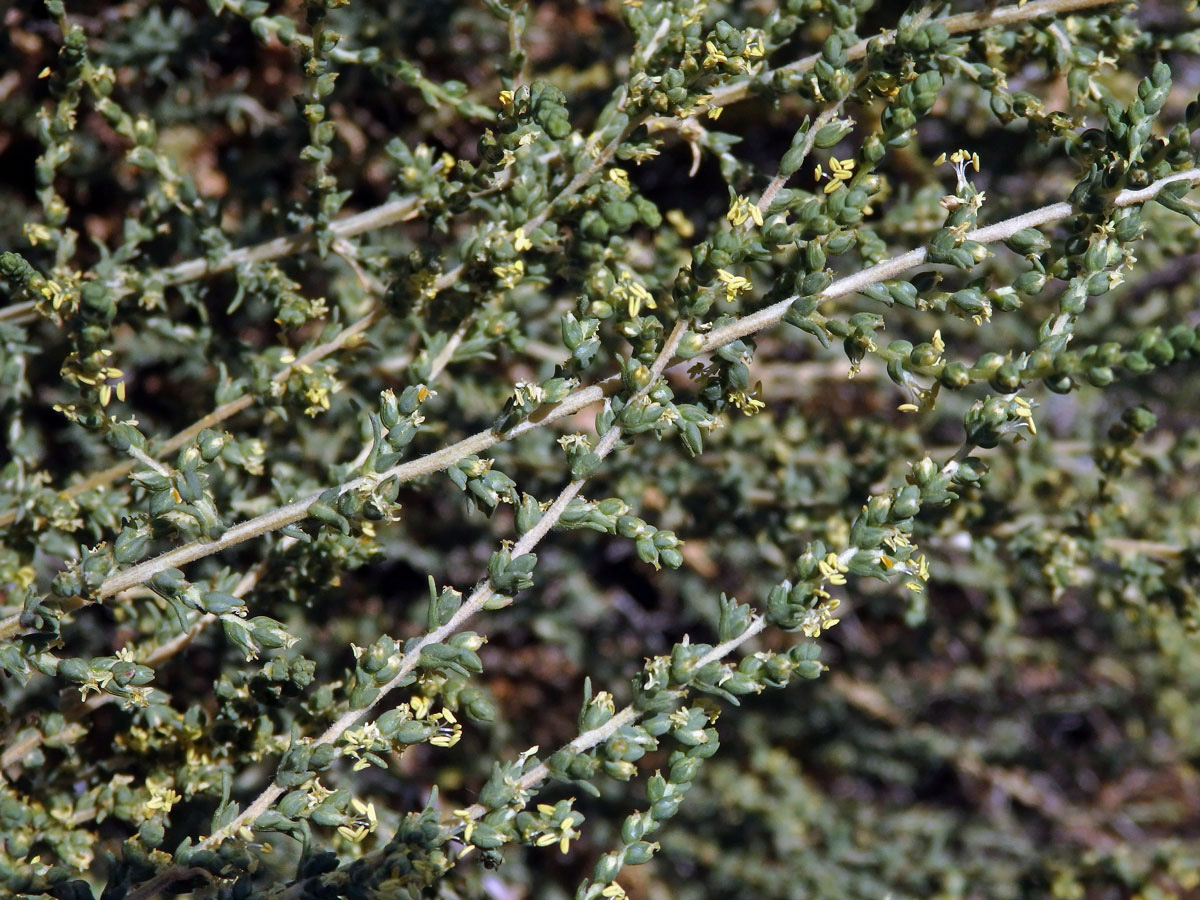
145, 780, 181, 815
815, 156, 855, 193
492, 259, 525, 288
702, 40, 728, 68
715, 268, 753, 302
726, 195, 763, 228
1012, 396, 1037, 434
817, 552, 849, 586
429, 708, 462, 747
337, 823, 370, 843
800, 598, 841, 637
612, 269, 656, 317
40, 279, 72, 310
303, 382, 332, 416
607, 168, 630, 190
533, 814, 580, 855
729, 386, 766, 416
24, 223, 54, 246
935, 148, 981, 191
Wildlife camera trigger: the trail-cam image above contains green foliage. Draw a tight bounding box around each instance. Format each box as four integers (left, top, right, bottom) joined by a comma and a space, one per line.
2, 1, 1200, 898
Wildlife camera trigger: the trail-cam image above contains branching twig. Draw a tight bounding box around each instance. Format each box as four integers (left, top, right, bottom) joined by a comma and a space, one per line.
125, 322, 687, 900
696, 170, 1200, 357
31, 168, 1185, 631
0, 562, 267, 776
0, 306, 386, 532
0, 0, 1100, 328
5, 168, 1194, 642
700, 0, 1122, 114
0, 114, 639, 532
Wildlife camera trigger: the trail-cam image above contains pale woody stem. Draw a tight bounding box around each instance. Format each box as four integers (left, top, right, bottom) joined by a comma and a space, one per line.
3, 167, 1194, 643
91, 169, 1200, 607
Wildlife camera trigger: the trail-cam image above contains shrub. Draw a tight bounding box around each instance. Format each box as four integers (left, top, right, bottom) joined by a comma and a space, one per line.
2, 0, 1200, 898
